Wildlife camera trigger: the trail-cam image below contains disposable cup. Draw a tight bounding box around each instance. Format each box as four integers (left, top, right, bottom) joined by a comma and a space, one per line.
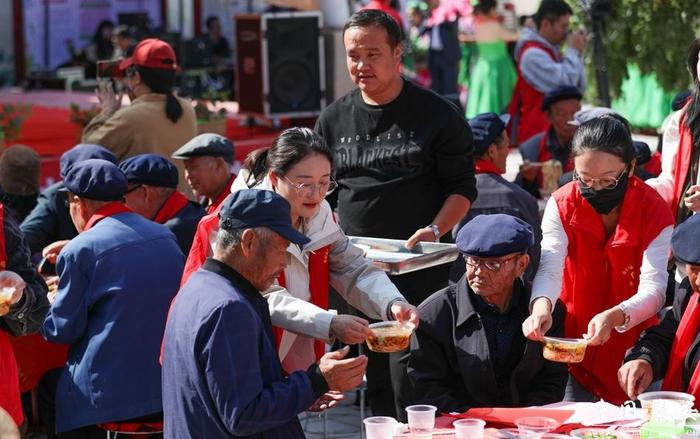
405, 405, 437, 437
454, 418, 485, 439
363, 416, 397, 439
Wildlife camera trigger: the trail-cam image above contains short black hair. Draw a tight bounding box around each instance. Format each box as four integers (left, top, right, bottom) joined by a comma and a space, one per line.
474, 0, 497, 16
343, 9, 402, 49
571, 115, 635, 166
535, 0, 573, 28
206, 16, 219, 29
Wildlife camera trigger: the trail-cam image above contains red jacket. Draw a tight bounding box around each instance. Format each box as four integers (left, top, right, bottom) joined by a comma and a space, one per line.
670, 107, 694, 220
508, 41, 559, 144
553, 177, 673, 403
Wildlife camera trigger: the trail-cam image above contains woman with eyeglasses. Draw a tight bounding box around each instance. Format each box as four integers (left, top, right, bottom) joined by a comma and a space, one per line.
521, 115, 674, 404
225, 127, 418, 375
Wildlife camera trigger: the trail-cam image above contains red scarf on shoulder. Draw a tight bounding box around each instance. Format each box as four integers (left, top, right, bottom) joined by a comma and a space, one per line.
662, 290, 700, 407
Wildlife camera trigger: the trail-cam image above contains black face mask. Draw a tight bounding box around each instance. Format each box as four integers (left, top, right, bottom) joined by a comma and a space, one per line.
579, 172, 629, 214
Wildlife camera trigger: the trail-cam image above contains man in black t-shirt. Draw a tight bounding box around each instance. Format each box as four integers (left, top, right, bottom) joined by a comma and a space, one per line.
315, 9, 476, 420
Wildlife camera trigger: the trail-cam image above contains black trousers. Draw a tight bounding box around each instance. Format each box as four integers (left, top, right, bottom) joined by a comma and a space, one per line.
355, 265, 449, 422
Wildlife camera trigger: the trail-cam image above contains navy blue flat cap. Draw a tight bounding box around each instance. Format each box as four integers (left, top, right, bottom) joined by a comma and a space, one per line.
456, 214, 534, 257
469, 113, 511, 155
60, 144, 117, 179
171, 133, 234, 163
119, 154, 179, 188
541, 85, 582, 111
672, 214, 700, 266
219, 189, 310, 245
633, 141, 651, 165
63, 159, 128, 201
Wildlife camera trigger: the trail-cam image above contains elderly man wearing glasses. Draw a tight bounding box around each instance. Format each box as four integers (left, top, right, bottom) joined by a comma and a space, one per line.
407, 214, 567, 412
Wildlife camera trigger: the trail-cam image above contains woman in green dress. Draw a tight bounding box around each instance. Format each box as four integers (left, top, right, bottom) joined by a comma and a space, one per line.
464, 0, 518, 118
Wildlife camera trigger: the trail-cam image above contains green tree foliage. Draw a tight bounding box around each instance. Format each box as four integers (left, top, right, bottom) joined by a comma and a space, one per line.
573, 0, 700, 100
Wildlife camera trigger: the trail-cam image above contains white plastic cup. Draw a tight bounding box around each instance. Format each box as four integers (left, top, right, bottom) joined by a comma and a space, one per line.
363, 416, 397, 439
405, 405, 437, 437
454, 418, 486, 439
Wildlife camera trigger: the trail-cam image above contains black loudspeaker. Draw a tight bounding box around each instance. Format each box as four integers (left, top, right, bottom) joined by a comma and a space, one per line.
235, 12, 326, 118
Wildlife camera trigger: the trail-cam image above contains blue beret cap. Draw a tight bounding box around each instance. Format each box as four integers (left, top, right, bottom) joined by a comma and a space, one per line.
219, 189, 310, 246
672, 214, 700, 266
456, 214, 534, 257
171, 133, 234, 163
119, 154, 179, 188
468, 112, 510, 155
60, 144, 117, 179
541, 85, 582, 111
63, 159, 128, 201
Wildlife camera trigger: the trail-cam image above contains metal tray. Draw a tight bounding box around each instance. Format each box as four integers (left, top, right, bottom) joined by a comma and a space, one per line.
348, 236, 459, 275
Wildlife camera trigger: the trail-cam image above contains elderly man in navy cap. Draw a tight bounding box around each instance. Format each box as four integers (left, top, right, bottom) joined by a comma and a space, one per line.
451, 114, 541, 282
21, 144, 117, 258
171, 133, 236, 214
162, 189, 367, 439
41, 159, 184, 435
517, 85, 582, 198
408, 214, 567, 412
120, 154, 206, 254
619, 214, 700, 400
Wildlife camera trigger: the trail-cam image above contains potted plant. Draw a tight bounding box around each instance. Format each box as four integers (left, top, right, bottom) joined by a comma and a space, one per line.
194, 90, 228, 136
0, 103, 31, 151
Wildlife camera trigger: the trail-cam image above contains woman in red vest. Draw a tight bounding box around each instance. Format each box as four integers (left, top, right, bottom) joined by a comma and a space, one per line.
522, 116, 674, 404
647, 38, 700, 224
184, 128, 418, 374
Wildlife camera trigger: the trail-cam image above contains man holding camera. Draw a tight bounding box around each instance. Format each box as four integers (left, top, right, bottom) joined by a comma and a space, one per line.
82, 38, 197, 198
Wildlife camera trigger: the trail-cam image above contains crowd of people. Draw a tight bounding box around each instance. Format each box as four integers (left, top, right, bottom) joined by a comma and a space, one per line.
2, 0, 700, 438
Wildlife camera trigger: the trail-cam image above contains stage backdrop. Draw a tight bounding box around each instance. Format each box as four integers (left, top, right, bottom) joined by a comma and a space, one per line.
23, 0, 162, 71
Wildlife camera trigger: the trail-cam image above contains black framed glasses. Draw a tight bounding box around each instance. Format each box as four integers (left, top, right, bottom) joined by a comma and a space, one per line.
572, 167, 628, 190
125, 184, 143, 194
282, 176, 338, 197
463, 254, 520, 272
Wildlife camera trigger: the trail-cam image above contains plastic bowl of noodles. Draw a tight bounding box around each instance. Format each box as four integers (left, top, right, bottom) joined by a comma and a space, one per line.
542, 336, 588, 363
637, 391, 695, 420
366, 321, 415, 353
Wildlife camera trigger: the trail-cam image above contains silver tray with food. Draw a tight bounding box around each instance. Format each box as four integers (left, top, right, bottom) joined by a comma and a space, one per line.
348, 236, 459, 275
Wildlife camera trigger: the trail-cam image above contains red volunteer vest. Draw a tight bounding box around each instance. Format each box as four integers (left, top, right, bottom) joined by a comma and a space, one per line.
508, 41, 560, 144
0, 205, 23, 426
671, 107, 694, 221
275, 246, 331, 363
206, 175, 236, 215
553, 178, 673, 404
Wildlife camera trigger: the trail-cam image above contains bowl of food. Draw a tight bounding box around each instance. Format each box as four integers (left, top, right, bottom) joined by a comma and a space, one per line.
570, 428, 632, 438
366, 321, 415, 353
637, 391, 695, 420
542, 336, 588, 363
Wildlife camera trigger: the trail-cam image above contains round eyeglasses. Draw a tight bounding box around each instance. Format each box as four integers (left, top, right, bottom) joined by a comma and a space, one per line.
282, 176, 338, 197
463, 254, 520, 272
572, 168, 628, 190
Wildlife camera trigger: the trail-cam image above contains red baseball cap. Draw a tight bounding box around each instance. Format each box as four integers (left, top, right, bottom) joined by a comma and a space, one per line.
118, 38, 179, 73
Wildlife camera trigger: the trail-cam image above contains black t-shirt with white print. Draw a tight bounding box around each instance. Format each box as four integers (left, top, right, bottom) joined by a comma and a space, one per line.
315, 78, 476, 240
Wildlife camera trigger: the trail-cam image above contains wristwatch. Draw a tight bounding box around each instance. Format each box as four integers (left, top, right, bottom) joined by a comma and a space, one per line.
427, 224, 440, 242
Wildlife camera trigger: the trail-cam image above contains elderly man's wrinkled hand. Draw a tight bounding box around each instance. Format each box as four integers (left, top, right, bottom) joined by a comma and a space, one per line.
0, 271, 26, 317
318, 346, 367, 392
618, 359, 653, 400
391, 301, 420, 328
330, 314, 370, 344
307, 391, 344, 412
42, 240, 71, 265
